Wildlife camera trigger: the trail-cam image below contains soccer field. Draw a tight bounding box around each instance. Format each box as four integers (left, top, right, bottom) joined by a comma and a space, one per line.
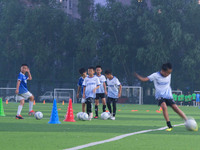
0, 102, 200, 150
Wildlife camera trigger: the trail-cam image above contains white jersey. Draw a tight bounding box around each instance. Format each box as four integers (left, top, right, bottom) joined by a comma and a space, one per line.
147, 72, 173, 99
82, 76, 101, 99
107, 76, 121, 99
96, 75, 106, 94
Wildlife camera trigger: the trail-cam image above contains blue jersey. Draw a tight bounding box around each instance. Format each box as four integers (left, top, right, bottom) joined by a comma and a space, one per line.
196, 94, 200, 100
77, 77, 84, 95
18, 72, 29, 94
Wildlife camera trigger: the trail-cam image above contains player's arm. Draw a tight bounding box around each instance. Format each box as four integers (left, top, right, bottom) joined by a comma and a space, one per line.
15, 80, 21, 94
76, 86, 81, 99
103, 82, 107, 95
118, 84, 122, 98
134, 72, 149, 82
83, 86, 86, 98
27, 68, 32, 80
93, 85, 100, 93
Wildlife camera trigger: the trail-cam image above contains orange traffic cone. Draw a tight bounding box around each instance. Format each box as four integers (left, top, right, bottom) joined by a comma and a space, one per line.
43, 100, 45, 104
6, 100, 8, 104
62, 101, 64, 105
159, 107, 163, 111
63, 98, 75, 122
33, 100, 36, 105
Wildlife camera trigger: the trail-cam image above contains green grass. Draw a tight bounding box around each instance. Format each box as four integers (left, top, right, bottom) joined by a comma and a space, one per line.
0, 102, 200, 150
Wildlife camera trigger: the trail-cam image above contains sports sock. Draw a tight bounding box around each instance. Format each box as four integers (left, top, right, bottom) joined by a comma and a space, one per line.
107, 102, 112, 113
29, 101, 33, 112
167, 121, 172, 128
17, 105, 23, 116
103, 105, 106, 112
112, 101, 116, 117
87, 102, 92, 115
95, 105, 98, 116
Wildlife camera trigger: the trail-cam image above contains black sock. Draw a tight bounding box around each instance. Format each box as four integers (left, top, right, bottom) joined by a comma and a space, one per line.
103, 105, 106, 112
167, 121, 172, 128
107, 102, 112, 113
95, 105, 98, 116
113, 101, 116, 117
87, 102, 92, 115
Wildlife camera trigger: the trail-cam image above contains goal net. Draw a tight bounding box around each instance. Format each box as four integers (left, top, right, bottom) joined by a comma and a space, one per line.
172, 90, 183, 95
53, 88, 76, 103
0, 88, 16, 102
119, 86, 143, 104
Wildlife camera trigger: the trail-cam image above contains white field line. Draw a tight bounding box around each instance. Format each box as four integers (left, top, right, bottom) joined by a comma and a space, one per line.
64, 123, 184, 150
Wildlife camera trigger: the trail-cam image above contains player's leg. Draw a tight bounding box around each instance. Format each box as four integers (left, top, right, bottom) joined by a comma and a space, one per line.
171, 104, 187, 121
160, 101, 172, 130
111, 99, 117, 120
86, 98, 92, 119
81, 98, 86, 112
28, 92, 35, 115
102, 97, 106, 112
106, 97, 112, 114
94, 98, 99, 118
16, 99, 24, 119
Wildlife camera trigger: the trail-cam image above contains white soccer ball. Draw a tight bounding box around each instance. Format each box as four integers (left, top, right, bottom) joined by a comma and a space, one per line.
77, 112, 84, 120
101, 112, 110, 120
35, 111, 43, 120
80, 112, 89, 121
185, 118, 198, 131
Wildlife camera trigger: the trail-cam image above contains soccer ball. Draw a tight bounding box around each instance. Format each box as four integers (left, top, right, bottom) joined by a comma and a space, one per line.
185, 118, 198, 131
101, 112, 110, 120
80, 112, 89, 121
77, 112, 84, 120
35, 111, 43, 120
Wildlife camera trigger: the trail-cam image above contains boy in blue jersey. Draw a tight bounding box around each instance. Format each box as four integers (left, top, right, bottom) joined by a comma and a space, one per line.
105, 70, 122, 120
94, 66, 107, 119
196, 93, 200, 106
83, 67, 100, 120
134, 63, 188, 131
76, 68, 87, 112
15, 64, 35, 119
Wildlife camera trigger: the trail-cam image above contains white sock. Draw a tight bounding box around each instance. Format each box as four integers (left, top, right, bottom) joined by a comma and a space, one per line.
17, 105, 23, 116
29, 101, 33, 112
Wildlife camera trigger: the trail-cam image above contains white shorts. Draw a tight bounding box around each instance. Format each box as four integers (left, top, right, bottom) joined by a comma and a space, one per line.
17, 91, 33, 101
81, 98, 86, 104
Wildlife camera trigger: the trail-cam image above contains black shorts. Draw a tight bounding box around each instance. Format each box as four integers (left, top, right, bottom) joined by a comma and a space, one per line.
96, 93, 105, 100
107, 97, 118, 103
86, 97, 94, 104
158, 98, 176, 106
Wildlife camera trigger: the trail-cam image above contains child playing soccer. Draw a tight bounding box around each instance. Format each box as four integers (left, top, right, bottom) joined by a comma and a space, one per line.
94, 66, 107, 119
134, 63, 188, 131
15, 64, 35, 119
83, 67, 100, 120
105, 70, 122, 120
76, 68, 87, 112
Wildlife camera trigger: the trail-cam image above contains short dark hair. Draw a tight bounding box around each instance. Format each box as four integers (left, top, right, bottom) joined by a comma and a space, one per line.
96, 65, 102, 69
21, 64, 28, 67
88, 66, 95, 71
105, 70, 112, 75
162, 63, 172, 71
79, 68, 86, 75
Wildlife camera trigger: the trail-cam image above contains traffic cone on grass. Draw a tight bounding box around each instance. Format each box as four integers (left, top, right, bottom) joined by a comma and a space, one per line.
43, 100, 45, 104
6, 100, 8, 104
0, 98, 5, 116
48, 99, 61, 124
33, 100, 36, 105
62, 101, 64, 105
64, 98, 75, 122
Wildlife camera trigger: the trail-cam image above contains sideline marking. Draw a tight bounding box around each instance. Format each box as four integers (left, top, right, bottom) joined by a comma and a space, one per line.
64, 123, 184, 150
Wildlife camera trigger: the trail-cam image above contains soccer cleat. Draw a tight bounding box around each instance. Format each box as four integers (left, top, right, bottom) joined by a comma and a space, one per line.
110, 116, 115, 120
166, 128, 173, 131
28, 110, 35, 116
94, 116, 98, 119
16, 115, 24, 119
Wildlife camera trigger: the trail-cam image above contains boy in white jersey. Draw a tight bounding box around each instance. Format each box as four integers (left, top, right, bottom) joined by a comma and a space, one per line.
105, 70, 122, 120
94, 66, 107, 119
76, 68, 87, 112
15, 64, 35, 119
83, 67, 100, 120
134, 63, 188, 131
